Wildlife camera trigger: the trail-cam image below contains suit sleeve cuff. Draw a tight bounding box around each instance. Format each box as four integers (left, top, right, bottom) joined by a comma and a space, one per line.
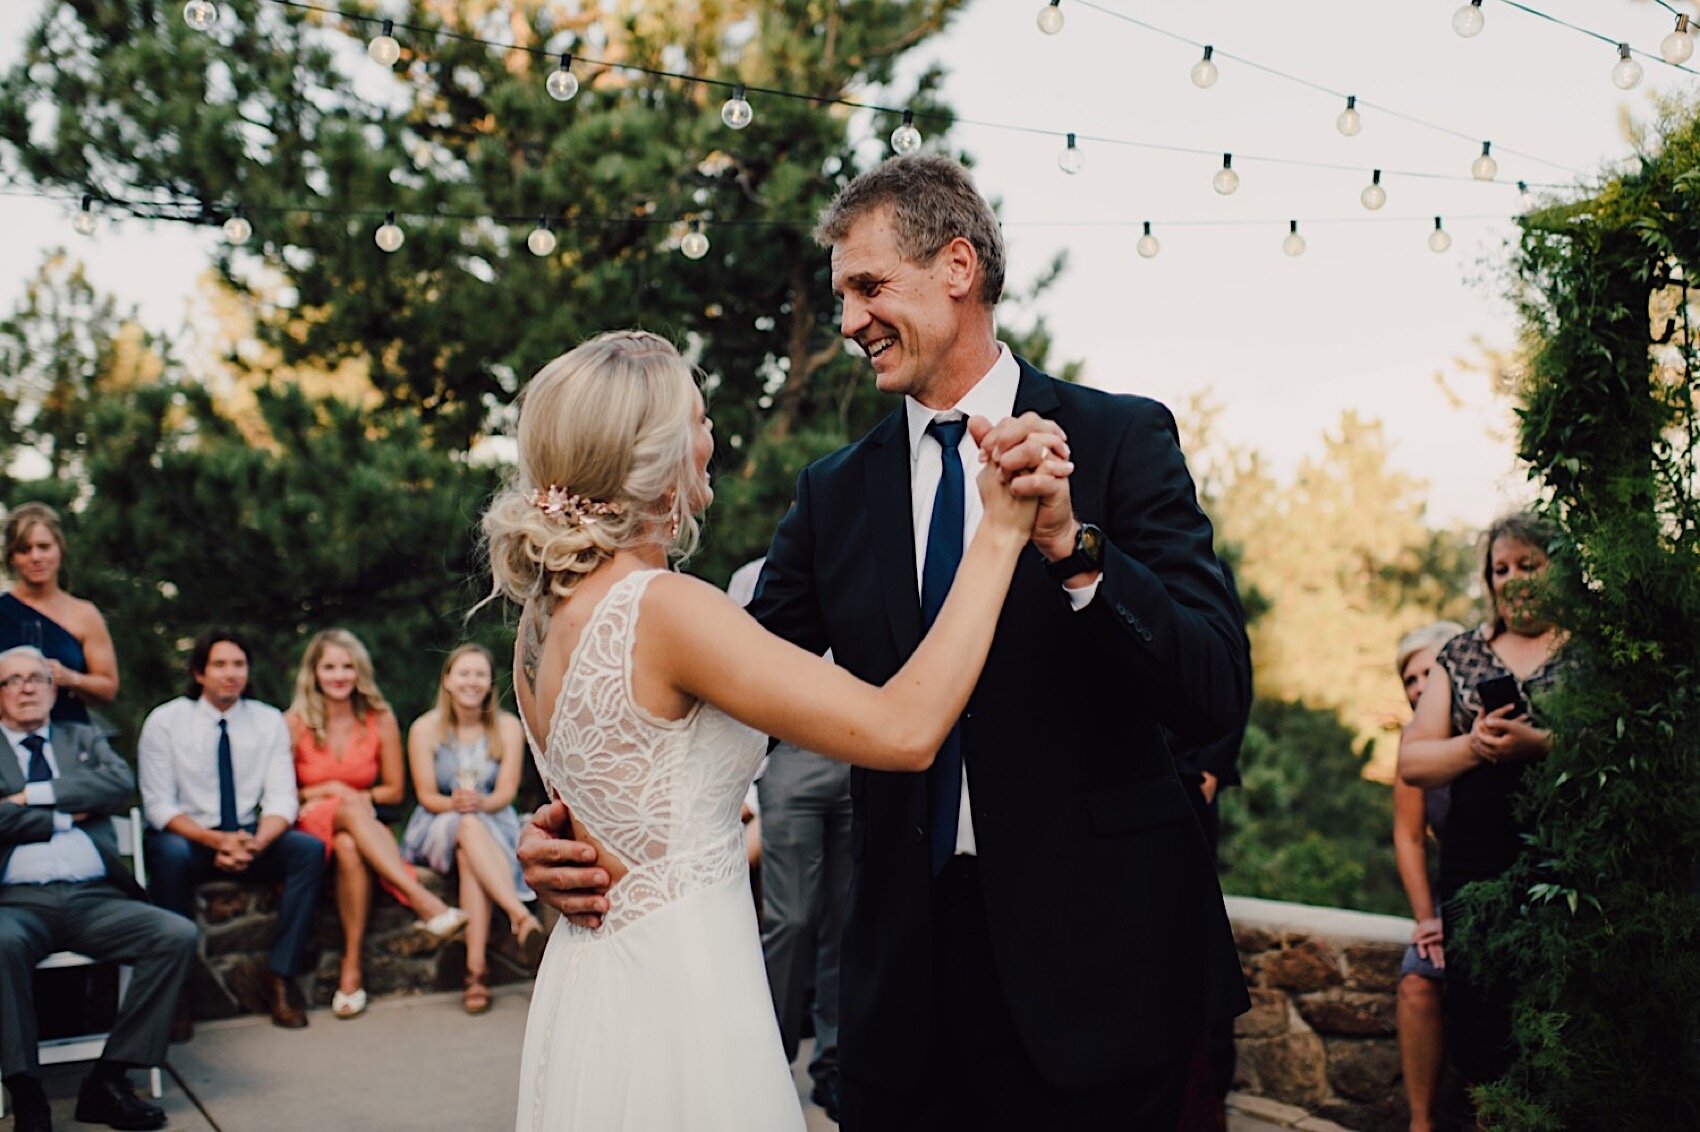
52, 811, 74, 833
1064, 577, 1101, 611
24, 783, 56, 807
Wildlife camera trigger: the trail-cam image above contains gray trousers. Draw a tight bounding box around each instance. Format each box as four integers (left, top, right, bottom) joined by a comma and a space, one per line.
0, 880, 197, 1079
756, 743, 852, 1089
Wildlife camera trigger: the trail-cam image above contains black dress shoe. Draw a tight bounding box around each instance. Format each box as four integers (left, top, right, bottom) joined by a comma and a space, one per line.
810, 1079, 840, 1123
9, 1099, 52, 1132
5, 1076, 52, 1132
73, 1074, 166, 1131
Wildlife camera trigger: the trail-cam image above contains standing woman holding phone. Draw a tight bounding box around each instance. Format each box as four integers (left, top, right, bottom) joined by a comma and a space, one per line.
1399, 513, 1565, 1089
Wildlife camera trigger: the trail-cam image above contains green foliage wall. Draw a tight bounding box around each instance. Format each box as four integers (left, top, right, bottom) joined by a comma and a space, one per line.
1457, 98, 1700, 1128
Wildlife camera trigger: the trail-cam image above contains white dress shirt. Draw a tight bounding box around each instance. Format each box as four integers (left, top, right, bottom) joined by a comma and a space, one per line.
904, 343, 1099, 856
137, 696, 298, 832
3, 723, 106, 884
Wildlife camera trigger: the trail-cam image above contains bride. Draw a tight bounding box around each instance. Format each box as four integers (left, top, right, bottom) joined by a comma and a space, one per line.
482, 330, 1039, 1130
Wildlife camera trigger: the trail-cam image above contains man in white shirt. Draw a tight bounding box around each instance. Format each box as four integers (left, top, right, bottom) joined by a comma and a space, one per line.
138, 629, 321, 1030
0, 646, 196, 1132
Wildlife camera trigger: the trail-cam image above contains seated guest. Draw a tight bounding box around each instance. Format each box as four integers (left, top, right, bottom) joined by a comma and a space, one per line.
138, 629, 323, 1030
0, 646, 196, 1132
401, 644, 539, 1015
0, 504, 120, 726
288, 630, 466, 1020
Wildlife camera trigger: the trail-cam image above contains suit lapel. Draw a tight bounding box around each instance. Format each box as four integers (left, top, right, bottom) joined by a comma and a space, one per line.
864, 408, 923, 659
1011, 355, 1062, 419
0, 733, 22, 795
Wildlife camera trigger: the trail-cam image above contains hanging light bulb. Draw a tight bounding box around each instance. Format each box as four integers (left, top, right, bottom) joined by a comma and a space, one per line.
374, 211, 404, 252
1471, 141, 1497, 181
1036, 0, 1064, 35
546, 54, 579, 101
1212, 153, 1239, 195
1282, 220, 1306, 258
1191, 46, 1218, 89
1428, 216, 1452, 254
527, 218, 557, 257
1452, 0, 1484, 38
680, 220, 710, 260
72, 195, 97, 237
1336, 95, 1361, 137
1611, 43, 1643, 90
1360, 169, 1386, 211
1517, 180, 1535, 211
368, 19, 400, 66
1136, 221, 1160, 259
1662, 15, 1694, 65
1058, 133, 1083, 174
223, 206, 252, 245
890, 109, 923, 155
721, 83, 753, 129
182, 0, 217, 31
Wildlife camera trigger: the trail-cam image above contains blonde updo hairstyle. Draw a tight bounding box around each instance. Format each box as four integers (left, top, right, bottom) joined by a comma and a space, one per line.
483, 330, 703, 607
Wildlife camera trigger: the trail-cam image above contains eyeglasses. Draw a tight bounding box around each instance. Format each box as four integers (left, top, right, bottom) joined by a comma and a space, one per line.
0, 673, 53, 692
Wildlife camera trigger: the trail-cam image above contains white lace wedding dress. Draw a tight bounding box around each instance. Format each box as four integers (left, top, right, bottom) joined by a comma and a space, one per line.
515, 570, 805, 1130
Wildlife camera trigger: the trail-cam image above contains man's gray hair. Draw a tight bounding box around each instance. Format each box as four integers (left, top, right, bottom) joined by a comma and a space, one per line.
0, 645, 50, 673
814, 155, 1006, 305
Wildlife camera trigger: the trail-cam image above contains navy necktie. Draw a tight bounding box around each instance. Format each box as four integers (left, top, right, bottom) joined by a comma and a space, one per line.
921, 416, 967, 876
216, 718, 240, 832
21, 734, 51, 784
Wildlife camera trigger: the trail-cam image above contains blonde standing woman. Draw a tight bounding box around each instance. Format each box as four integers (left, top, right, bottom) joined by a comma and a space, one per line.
285, 629, 467, 1019
401, 644, 544, 1014
485, 330, 1038, 1130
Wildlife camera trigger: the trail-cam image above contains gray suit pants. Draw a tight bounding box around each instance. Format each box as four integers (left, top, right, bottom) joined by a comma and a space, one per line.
757, 743, 852, 1090
0, 879, 197, 1078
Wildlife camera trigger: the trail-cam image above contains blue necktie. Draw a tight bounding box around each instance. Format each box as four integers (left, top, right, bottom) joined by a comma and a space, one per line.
21, 734, 51, 784
921, 417, 967, 876
216, 718, 240, 832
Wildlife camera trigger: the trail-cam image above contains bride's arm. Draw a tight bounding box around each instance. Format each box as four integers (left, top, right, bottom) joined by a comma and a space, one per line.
648, 469, 1036, 771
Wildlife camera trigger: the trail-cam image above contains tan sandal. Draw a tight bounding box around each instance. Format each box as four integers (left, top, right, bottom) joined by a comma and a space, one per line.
462, 971, 491, 1015
514, 914, 546, 967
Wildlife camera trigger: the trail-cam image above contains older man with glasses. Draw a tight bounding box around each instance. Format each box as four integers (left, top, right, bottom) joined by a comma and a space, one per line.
0, 646, 197, 1132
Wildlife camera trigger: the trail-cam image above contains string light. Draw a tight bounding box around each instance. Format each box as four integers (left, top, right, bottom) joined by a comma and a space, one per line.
1282, 220, 1306, 257
680, 219, 710, 260
546, 54, 579, 101
1212, 153, 1239, 195
890, 109, 923, 154
182, 0, 217, 30
1336, 95, 1361, 137
1518, 180, 1535, 210
72, 195, 97, 237
1191, 46, 1219, 89
1058, 133, 1082, 174
1360, 169, 1386, 211
721, 84, 753, 130
1471, 141, 1497, 182
367, 19, 400, 66
222, 206, 252, 245
374, 210, 404, 252
1136, 221, 1159, 259
1037, 0, 1064, 36
1663, 15, 1694, 66
1428, 216, 1452, 253
1452, 0, 1485, 38
1611, 43, 1643, 90
526, 218, 556, 256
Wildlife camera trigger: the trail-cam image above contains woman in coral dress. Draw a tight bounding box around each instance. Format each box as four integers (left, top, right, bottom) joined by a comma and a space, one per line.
286, 628, 467, 1018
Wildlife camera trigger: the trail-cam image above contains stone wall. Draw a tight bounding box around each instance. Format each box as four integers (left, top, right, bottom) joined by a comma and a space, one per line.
185, 868, 544, 1019
1228, 896, 1413, 1132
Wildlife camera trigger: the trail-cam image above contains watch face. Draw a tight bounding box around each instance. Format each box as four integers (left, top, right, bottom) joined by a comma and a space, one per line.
1080, 524, 1105, 563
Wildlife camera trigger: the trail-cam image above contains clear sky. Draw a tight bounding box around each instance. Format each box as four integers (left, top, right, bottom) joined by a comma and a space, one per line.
3, 0, 1693, 529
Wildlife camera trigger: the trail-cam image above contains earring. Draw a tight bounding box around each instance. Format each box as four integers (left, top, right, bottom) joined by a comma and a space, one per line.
669, 513, 681, 540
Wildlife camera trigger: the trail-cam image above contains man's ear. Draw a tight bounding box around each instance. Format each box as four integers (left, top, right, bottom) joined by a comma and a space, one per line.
941, 236, 980, 300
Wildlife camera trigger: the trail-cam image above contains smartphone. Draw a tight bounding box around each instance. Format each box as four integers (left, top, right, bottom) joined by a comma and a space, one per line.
1476, 674, 1528, 718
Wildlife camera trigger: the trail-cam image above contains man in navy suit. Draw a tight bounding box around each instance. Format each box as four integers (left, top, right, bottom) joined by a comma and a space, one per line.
522, 155, 1250, 1129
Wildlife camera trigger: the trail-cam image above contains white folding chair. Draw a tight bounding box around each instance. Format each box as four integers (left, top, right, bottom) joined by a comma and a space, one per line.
0, 808, 164, 1117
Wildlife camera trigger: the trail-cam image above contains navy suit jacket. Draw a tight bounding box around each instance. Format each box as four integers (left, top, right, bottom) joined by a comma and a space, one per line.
748, 357, 1252, 1092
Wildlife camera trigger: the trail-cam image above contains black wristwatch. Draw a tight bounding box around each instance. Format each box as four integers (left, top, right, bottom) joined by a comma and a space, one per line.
1043, 522, 1105, 582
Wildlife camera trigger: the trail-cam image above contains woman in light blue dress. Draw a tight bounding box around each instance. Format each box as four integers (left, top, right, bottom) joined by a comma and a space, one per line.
402, 643, 543, 1012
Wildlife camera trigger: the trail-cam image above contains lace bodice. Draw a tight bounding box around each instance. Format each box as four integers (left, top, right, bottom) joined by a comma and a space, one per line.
522, 569, 766, 935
